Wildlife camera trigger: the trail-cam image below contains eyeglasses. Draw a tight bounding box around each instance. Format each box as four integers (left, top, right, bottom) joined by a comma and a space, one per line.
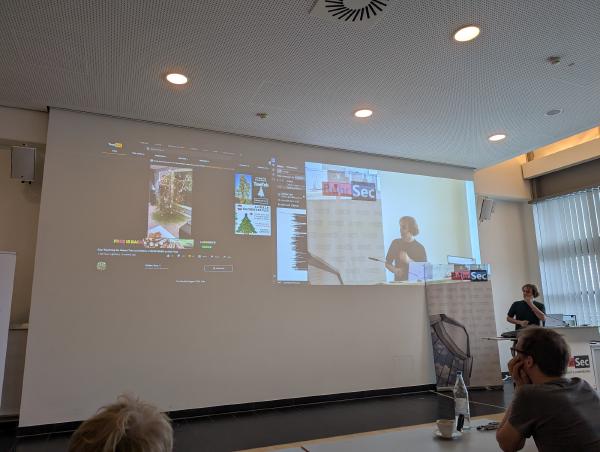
510, 347, 530, 357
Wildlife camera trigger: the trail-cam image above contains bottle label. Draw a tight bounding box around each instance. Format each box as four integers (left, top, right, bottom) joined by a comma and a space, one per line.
455, 399, 468, 414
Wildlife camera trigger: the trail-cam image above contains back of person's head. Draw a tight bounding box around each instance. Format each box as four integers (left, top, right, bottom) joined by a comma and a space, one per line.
68, 394, 173, 452
518, 327, 570, 377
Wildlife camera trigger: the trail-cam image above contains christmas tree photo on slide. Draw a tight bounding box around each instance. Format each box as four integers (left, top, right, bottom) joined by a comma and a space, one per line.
234, 204, 271, 236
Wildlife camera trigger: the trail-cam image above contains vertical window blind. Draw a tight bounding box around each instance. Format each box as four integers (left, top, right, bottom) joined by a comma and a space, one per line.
533, 187, 600, 326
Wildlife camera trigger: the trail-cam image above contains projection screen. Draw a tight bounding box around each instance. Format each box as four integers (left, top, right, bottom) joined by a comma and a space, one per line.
20, 109, 478, 426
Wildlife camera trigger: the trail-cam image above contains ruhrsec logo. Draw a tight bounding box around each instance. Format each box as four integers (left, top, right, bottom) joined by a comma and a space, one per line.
469, 269, 488, 282
575, 355, 591, 369
568, 355, 590, 369
351, 182, 376, 201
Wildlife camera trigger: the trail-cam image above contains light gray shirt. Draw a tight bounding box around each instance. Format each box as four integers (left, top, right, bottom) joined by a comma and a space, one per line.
509, 377, 600, 452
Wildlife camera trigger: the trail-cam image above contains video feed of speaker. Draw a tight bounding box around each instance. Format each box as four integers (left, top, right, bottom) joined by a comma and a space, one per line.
94, 140, 478, 285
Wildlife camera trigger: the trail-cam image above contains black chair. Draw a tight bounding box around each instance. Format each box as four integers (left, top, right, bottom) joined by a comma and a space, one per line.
430, 314, 473, 387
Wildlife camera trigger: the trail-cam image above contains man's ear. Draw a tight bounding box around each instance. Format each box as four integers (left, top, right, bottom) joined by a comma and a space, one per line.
523, 355, 535, 369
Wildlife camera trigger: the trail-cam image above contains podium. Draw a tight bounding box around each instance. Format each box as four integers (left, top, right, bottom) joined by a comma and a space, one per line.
550, 326, 600, 389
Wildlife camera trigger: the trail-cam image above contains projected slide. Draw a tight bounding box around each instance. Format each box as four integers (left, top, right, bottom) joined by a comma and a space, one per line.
93, 139, 478, 285
234, 173, 271, 236
147, 165, 193, 249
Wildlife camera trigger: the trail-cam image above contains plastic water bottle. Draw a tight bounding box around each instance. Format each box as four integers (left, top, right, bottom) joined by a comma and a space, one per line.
453, 371, 471, 430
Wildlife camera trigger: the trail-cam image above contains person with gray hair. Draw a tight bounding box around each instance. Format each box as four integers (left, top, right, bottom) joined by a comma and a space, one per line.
68, 394, 173, 452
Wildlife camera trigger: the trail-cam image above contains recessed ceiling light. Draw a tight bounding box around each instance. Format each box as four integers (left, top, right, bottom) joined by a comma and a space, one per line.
454, 25, 480, 42
545, 109, 562, 116
166, 73, 188, 85
354, 109, 373, 118
488, 133, 507, 142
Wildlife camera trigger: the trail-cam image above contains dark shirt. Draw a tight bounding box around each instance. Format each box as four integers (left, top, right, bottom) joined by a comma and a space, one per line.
385, 239, 427, 281
507, 300, 545, 330
509, 378, 600, 452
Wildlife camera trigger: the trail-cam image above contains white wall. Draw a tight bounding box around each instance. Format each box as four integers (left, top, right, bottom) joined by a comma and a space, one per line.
0, 149, 44, 324
533, 126, 599, 158
473, 155, 530, 201
0, 107, 47, 324
0, 329, 27, 416
474, 154, 544, 370
478, 201, 541, 371
0, 106, 47, 417
0, 106, 48, 145
523, 137, 600, 179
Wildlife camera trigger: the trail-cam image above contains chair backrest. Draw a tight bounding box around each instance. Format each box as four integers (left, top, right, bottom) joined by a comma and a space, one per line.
430, 314, 473, 387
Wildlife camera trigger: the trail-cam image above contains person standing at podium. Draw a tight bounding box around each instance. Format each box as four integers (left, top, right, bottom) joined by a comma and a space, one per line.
385, 216, 427, 281
507, 284, 546, 330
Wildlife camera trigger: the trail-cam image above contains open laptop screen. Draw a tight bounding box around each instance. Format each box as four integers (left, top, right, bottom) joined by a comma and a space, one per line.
545, 314, 577, 327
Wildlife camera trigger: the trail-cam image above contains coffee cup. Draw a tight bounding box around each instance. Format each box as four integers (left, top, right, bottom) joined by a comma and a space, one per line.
436, 419, 455, 438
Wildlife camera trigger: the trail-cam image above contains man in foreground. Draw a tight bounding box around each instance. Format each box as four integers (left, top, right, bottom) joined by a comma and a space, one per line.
496, 327, 600, 452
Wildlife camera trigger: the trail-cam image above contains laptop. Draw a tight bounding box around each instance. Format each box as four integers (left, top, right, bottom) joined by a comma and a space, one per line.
545, 314, 577, 327
408, 262, 432, 281
544, 314, 564, 327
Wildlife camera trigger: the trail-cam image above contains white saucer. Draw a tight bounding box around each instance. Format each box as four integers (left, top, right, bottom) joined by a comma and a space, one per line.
434, 430, 462, 440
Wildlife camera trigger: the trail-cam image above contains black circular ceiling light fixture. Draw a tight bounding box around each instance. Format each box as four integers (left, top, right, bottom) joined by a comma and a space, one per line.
324, 0, 390, 22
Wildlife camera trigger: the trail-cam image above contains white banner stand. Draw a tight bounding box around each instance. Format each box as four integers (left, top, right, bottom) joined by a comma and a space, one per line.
0, 252, 17, 398
425, 279, 503, 389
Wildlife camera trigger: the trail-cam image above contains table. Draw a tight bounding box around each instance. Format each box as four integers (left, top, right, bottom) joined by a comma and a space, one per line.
485, 328, 600, 389
301, 419, 537, 452
550, 326, 599, 388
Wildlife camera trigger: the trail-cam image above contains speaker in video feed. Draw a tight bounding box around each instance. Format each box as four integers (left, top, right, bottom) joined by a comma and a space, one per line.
298, 162, 478, 285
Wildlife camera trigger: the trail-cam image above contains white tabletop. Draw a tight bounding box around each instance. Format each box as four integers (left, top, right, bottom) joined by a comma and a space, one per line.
302, 419, 537, 452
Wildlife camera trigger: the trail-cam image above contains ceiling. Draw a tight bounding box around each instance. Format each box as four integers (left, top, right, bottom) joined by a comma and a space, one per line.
1, 0, 600, 168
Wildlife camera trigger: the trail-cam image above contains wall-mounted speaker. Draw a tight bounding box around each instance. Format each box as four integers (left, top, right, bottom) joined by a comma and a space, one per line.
478, 197, 495, 222
11, 146, 36, 182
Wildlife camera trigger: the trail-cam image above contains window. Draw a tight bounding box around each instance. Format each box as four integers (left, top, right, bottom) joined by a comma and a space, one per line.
533, 187, 600, 325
